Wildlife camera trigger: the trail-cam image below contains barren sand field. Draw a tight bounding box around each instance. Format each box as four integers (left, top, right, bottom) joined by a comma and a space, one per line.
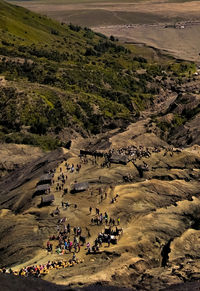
94, 22, 200, 62
9, 0, 200, 61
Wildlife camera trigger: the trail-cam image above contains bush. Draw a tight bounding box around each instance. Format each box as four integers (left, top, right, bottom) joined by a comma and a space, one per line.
85, 48, 97, 56
51, 29, 59, 35
109, 35, 115, 41
69, 23, 81, 32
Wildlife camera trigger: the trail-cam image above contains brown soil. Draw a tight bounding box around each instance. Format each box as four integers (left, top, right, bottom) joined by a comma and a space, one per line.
0, 125, 200, 290
1, 74, 200, 289
0, 144, 44, 178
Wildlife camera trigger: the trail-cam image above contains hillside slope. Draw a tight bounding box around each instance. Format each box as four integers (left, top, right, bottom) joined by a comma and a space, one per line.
0, 0, 196, 149
1, 1, 200, 290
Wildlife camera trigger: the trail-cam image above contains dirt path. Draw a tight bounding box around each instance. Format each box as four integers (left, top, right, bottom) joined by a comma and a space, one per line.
11, 153, 121, 278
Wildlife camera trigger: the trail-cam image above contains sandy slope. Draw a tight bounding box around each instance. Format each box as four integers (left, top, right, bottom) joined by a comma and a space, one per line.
0, 144, 44, 177
1, 126, 200, 289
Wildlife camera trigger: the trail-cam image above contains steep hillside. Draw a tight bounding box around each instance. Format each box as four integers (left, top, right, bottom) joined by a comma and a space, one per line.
1, 2, 200, 290
0, 143, 44, 177
146, 74, 200, 147
0, 0, 196, 149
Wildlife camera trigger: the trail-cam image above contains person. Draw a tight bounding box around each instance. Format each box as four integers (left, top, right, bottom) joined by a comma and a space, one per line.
49, 243, 53, 253
94, 239, 98, 247
117, 217, 120, 225
35, 268, 40, 278
86, 227, 91, 238
86, 242, 90, 250
72, 252, 76, 262
69, 241, 73, 252
107, 236, 111, 247
67, 223, 70, 234
77, 226, 82, 236
56, 247, 61, 254
74, 236, 78, 244
116, 227, 119, 235
74, 242, 77, 253
92, 245, 96, 253
99, 216, 102, 225
105, 217, 108, 225
64, 240, 68, 250
47, 261, 51, 269
98, 237, 102, 247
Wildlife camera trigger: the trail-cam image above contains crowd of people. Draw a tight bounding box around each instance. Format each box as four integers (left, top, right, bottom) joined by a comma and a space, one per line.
47, 224, 84, 255
0, 258, 84, 277
90, 209, 120, 226
86, 224, 123, 254
47, 159, 123, 258
2, 151, 124, 278
80, 145, 181, 167
107, 145, 152, 162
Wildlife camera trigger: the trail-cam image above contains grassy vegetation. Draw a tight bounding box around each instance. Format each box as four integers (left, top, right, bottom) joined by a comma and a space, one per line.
156, 114, 186, 133
155, 94, 199, 140
0, 0, 196, 150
